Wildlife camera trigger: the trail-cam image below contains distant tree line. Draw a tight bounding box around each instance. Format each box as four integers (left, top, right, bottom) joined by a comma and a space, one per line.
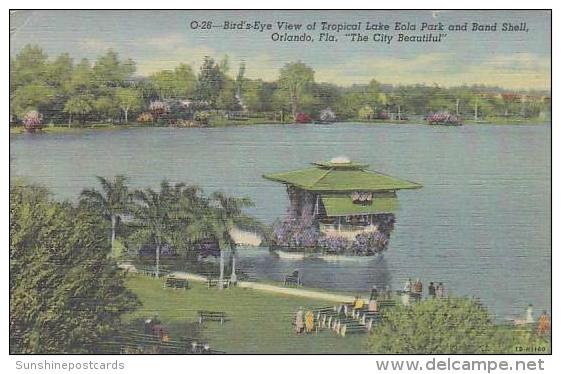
10, 44, 551, 127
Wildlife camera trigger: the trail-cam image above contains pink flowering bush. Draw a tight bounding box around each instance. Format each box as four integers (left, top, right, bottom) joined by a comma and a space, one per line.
149, 101, 170, 123
427, 112, 461, 125
23, 110, 44, 133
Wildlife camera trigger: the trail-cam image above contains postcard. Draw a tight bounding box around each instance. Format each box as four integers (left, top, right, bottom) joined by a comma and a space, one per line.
9, 9, 551, 357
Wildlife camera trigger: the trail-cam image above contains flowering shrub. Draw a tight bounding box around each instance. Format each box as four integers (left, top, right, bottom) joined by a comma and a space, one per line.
271, 212, 396, 256
23, 110, 43, 133
317, 235, 351, 253
149, 101, 170, 122
272, 210, 320, 248
137, 112, 154, 124
376, 111, 390, 120
295, 112, 312, 124
352, 231, 389, 255
427, 112, 461, 125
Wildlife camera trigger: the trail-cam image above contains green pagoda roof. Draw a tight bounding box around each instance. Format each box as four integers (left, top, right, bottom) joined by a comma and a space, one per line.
263, 158, 422, 192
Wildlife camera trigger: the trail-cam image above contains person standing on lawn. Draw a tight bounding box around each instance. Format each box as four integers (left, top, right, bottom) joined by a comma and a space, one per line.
370, 286, 379, 301
295, 307, 304, 334
428, 282, 436, 298
305, 310, 314, 333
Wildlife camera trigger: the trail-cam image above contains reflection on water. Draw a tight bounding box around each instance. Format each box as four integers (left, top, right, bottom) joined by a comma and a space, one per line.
234, 247, 392, 292
10, 123, 551, 319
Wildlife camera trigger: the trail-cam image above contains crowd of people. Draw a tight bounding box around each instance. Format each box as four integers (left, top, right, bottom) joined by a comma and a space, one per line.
398, 278, 447, 305
293, 279, 551, 338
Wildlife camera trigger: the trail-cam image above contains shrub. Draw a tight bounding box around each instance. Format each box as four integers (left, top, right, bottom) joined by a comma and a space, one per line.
23, 110, 43, 133
149, 101, 169, 123
368, 297, 550, 354
427, 111, 461, 125
137, 112, 154, 124
358, 105, 374, 120
295, 112, 312, 124
194, 111, 210, 125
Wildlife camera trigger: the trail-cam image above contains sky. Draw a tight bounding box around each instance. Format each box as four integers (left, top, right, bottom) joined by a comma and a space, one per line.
10, 10, 551, 90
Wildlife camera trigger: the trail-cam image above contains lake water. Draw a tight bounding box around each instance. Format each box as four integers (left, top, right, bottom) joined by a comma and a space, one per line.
10, 123, 551, 320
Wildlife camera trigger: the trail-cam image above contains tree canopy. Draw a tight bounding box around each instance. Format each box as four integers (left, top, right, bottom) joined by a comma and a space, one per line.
10, 44, 551, 126
368, 297, 549, 354
10, 183, 139, 353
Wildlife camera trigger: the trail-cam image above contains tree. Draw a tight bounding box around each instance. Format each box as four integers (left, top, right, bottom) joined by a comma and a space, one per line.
368, 297, 507, 354
173, 63, 197, 98
93, 49, 135, 88
242, 79, 265, 112
46, 53, 74, 89
149, 64, 196, 100
10, 183, 139, 353
66, 58, 93, 95
80, 176, 131, 257
131, 181, 185, 277
278, 61, 315, 120
63, 95, 93, 126
150, 70, 177, 100
389, 91, 405, 120
115, 87, 142, 123
208, 192, 254, 287
10, 45, 48, 90
358, 105, 374, 120
94, 95, 120, 123
197, 56, 225, 106
11, 83, 54, 118
216, 77, 240, 111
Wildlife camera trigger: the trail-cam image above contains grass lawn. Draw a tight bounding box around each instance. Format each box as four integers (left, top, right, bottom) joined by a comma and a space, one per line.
125, 275, 368, 354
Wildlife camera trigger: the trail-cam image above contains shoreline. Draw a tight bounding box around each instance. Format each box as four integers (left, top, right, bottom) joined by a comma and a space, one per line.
9, 118, 550, 136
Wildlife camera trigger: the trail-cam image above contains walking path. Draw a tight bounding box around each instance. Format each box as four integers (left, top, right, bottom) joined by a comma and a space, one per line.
121, 264, 355, 303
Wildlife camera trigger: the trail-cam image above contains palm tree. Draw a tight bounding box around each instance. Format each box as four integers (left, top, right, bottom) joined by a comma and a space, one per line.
80, 175, 131, 257
182, 192, 254, 289
131, 180, 206, 277
131, 181, 176, 278
209, 192, 254, 287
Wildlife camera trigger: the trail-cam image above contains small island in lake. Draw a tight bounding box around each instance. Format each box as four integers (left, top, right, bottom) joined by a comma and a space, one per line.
263, 157, 421, 258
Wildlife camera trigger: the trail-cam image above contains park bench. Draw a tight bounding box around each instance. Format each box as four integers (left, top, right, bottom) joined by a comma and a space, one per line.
335, 316, 368, 336
164, 276, 189, 290
207, 278, 231, 289
198, 310, 227, 325
340, 323, 367, 336
284, 270, 302, 287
